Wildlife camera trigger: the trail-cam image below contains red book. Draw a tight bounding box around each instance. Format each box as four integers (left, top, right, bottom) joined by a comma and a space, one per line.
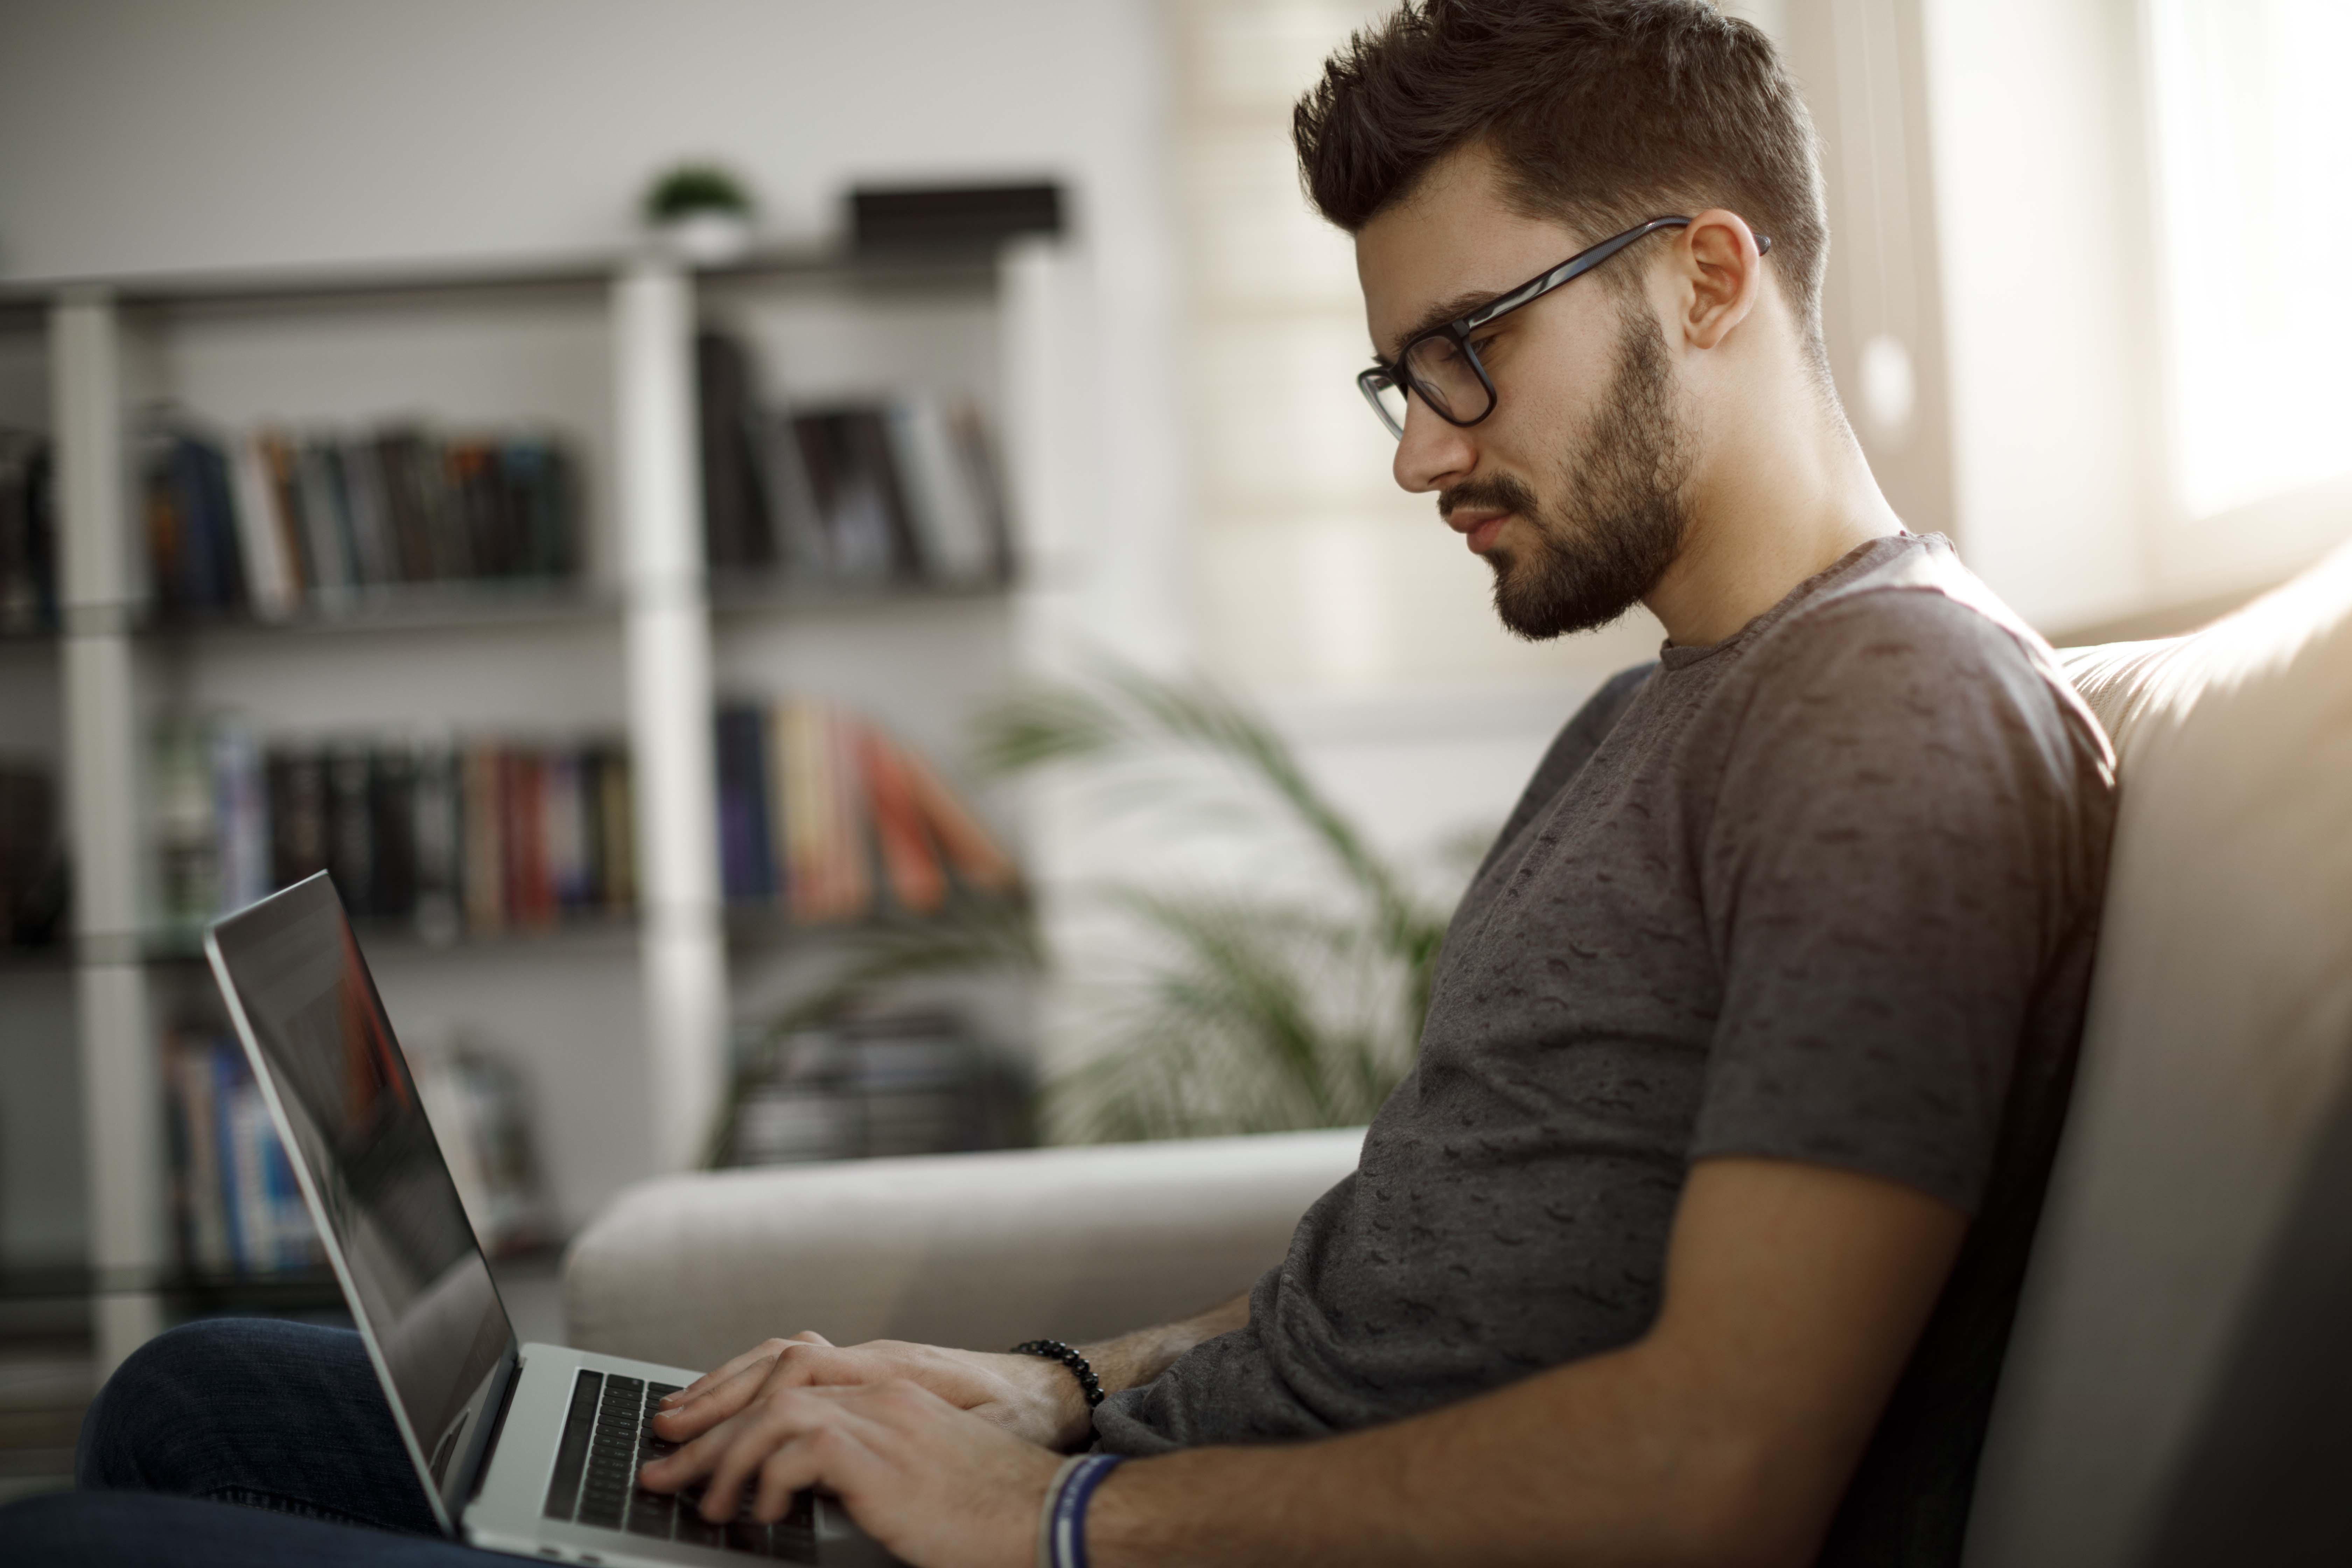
896, 744, 1017, 894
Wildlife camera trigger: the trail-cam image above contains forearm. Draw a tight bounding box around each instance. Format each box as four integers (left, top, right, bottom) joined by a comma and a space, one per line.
1086, 1342, 1791, 1568
1081, 1293, 1251, 1397
1021, 1293, 1249, 1450
1083, 1161, 1963, 1567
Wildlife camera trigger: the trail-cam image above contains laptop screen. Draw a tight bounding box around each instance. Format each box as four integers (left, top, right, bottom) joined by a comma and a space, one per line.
207, 872, 515, 1526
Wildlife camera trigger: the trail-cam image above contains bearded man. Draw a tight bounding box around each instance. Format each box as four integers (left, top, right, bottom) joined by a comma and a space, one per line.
37, 4, 2114, 1567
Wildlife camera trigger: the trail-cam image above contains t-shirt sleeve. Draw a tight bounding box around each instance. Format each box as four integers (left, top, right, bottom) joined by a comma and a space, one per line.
1688, 589, 2101, 1214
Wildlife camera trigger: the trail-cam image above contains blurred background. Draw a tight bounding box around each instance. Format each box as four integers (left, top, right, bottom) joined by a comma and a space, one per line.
0, 0, 2343, 1501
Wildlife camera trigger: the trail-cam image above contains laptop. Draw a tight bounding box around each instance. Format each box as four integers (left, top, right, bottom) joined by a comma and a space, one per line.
205, 871, 896, 1566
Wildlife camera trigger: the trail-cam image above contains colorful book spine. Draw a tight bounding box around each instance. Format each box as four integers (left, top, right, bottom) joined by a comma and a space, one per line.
158, 722, 635, 941
138, 420, 582, 621
717, 695, 1017, 923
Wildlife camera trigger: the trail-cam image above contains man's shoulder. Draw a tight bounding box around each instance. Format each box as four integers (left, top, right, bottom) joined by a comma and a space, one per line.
1741, 535, 2111, 770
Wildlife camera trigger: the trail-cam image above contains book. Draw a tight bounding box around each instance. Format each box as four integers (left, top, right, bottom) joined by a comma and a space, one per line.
0, 429, 57, 635
698, 332, 776, 574
856, 719, 949, 915
0, 760, 64, 945
461, 743, 508, 932
209, 720, 270, 916
164, 723, 631, 941
326, 740, 377, 915
137, 421, 581, 621
409, 1038, 551, 1256
720, 695, 1014, 922
715, 704, 777, 903
163, 1033, 324, 1276
413, 737, 462, 944
883, 393, 997, 585
226, 434, 298, 620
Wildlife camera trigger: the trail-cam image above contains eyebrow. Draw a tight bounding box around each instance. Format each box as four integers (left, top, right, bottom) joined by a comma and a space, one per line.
1375, 289, 1504, 363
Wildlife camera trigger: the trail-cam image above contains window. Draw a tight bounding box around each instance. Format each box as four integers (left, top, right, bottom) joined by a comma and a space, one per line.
2148, 0, 2352, 519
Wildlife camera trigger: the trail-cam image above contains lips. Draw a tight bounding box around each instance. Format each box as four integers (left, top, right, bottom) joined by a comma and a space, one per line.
1449, 512, 1509, 554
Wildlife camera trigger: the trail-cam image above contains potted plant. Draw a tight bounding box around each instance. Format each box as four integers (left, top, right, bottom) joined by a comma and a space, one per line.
642, 163, 757, 265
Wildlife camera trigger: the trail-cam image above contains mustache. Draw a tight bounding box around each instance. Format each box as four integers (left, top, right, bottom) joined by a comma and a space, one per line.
1439, 473, 1541, 521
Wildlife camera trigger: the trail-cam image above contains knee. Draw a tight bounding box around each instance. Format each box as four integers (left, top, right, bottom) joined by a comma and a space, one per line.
76, 1318, 314, 1491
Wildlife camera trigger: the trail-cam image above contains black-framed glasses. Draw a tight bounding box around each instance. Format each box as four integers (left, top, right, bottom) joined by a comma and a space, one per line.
1356, 216, 1771, 439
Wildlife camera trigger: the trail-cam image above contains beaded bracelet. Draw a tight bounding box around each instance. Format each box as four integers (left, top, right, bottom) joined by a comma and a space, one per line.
1009, 1338, 1105, 1408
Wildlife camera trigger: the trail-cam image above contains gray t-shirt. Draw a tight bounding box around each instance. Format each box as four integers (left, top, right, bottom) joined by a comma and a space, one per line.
1093, 534, 2117, 1563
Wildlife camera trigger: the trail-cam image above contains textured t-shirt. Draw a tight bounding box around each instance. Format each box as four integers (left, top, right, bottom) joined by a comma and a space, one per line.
1092, 533, 2118, 1564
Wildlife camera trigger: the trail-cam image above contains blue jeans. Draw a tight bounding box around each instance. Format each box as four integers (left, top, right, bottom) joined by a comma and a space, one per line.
2, 1316, 500, 1564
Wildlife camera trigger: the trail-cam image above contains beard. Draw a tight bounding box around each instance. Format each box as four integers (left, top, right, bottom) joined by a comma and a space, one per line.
1443, 298, 1693, 640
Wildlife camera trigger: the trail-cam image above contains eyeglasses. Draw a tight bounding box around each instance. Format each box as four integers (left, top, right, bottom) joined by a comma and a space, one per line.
1356, 216, 1771, 440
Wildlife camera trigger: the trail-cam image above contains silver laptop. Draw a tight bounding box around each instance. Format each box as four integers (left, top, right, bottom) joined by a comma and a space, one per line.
206, 872, 893, 1566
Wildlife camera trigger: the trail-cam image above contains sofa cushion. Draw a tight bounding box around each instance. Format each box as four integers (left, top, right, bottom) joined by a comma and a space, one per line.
1962, 539, 2352, 1567
562, 1127, 1365, 1373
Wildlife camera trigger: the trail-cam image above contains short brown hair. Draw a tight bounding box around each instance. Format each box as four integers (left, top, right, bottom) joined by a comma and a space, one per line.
1294, 0, 1828, 345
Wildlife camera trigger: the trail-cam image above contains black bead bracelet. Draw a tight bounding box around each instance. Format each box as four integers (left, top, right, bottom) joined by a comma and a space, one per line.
1010, 1338, 1105, 1407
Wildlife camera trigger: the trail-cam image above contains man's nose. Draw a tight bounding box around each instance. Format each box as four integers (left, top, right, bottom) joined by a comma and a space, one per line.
1392, 398, 1477, 495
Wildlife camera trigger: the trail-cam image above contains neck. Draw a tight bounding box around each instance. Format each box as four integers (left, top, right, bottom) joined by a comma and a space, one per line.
1642, 375, 1903, 648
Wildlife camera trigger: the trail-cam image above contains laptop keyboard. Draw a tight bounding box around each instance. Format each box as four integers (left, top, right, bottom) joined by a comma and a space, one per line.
542, 1369, 817, 1559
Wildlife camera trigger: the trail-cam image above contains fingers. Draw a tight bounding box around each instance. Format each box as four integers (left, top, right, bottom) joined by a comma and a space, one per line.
660, 1338, 792, 1410
656, 1332, 842, 1438
684, 1390, 884, 1525
653, 1356, 778, 1438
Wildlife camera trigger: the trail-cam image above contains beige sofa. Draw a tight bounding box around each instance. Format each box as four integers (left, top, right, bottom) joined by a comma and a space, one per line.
566, 540, 2352, 1565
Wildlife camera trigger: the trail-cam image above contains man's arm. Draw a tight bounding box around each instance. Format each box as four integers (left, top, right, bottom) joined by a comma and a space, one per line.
644, 1156, 1964, 1568
1089, 1158, 1965, 1567
652, 1292, 1251, 1452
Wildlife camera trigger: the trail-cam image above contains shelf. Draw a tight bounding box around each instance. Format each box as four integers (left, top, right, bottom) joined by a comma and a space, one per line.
0, 1262, 349, 1314
121, 901, 1019, 971
11, 575, 1014, 646
708, 572, 1014, 618
0, 941, 71, 973
133, 910, 643, 969
136, 579, 619, 640
0, 240, 1001, 312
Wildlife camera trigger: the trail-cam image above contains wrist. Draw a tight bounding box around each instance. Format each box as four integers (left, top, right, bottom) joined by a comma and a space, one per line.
1010, 1339, 1110, 1449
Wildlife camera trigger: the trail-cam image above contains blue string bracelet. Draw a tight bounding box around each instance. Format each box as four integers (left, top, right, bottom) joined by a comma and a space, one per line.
1045, 1452, 1124, 1568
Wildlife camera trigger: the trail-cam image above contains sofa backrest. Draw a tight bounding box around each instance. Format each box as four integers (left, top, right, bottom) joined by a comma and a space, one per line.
1960, 540, 2352, 1567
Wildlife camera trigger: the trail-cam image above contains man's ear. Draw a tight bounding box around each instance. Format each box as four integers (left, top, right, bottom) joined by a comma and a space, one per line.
1676, 208, 1765, 351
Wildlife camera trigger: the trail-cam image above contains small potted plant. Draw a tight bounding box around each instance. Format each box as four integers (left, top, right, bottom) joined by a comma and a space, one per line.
643, 163, 757, 265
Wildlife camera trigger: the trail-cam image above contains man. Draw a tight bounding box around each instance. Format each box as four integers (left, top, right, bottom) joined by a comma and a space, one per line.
619, 4, 2113, 1564
34, 2, 2112, 1566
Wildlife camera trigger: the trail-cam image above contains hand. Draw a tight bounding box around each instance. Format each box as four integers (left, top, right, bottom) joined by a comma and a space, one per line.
638, 1376, 1062, 1568
653, 1332, 1094, 1452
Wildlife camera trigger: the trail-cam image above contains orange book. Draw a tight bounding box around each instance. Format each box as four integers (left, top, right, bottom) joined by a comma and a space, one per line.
896, 745, 1017, 893
780, 699, 832, 923
826, 705, 874, 921
857, 723, 948, 916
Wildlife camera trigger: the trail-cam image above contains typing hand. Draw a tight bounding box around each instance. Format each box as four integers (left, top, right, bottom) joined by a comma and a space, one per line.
652, 1332, 1094, 1452
640, 1376, 1060, 1568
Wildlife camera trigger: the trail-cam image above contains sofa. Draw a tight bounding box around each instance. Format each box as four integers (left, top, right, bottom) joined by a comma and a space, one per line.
566, 540, 2352, 1564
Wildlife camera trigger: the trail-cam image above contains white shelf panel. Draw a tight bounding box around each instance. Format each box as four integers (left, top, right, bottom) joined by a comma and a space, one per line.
162, 612, 627, 736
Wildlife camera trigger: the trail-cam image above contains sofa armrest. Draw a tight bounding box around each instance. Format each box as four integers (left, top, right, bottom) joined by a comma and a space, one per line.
561, 1128, 1364, 1372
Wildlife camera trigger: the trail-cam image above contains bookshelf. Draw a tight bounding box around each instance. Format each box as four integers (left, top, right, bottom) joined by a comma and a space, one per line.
4, 233, 1072, 1372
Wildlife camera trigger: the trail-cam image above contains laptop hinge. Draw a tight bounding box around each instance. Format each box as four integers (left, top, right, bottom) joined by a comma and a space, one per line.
467, 1352, 526, 1504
